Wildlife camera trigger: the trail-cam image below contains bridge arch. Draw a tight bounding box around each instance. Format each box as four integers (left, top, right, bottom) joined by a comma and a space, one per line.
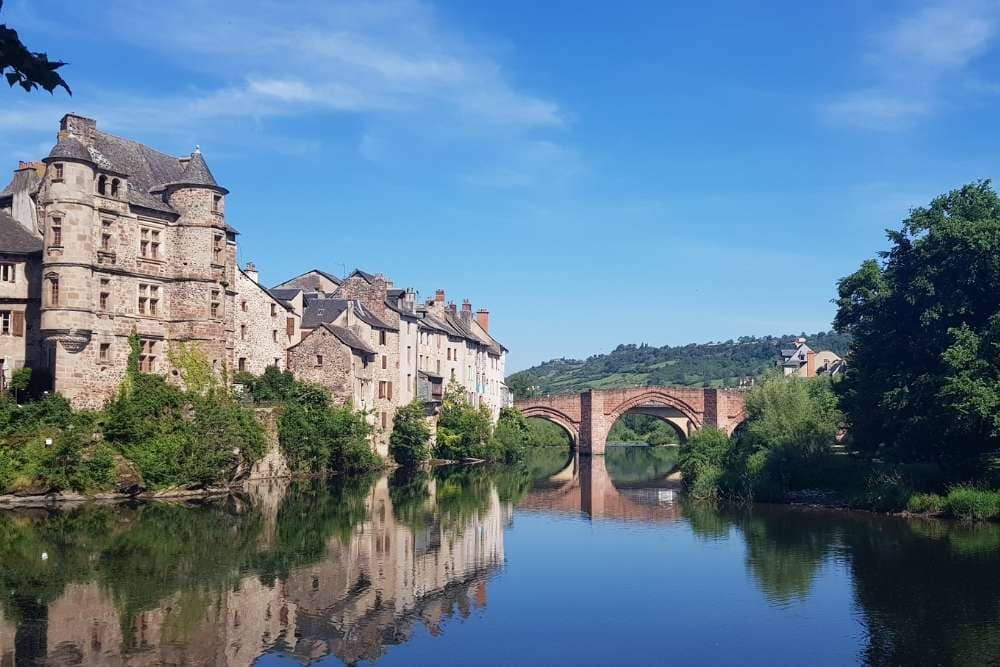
606, 390, 704, 434
520, 406, 580, 449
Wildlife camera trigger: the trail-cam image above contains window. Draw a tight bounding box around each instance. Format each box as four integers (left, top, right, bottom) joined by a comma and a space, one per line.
381, 412, 387, 429
140, 228, 160, 259
379, 330, 387, 346
138, 339, 157, 372
0, 263, 13, 283
212, 195, 221, 213
1, 311, 21, 337
270, 303, 277, 317
53, 163, 63, 180
210, 290, 220, 317
49, 277, 59, 306
97, 175, 107, 195
101, 221, 112, 251
0, 311, 8, 335
240, 324, 246, 340
238, 357, 247, 372
110, 179, 120, 198
436, 359, 441, 374
316, 354, 323, 366
273, 358, 280, 367
286, 317, 295, 336
272, 329, 278, 342
241, 300, 247, 312
99, 343, 110, 362
138, 283, 159, 316
381, 355, 387, 370
212, 235, 223, 264
50, 218, 62, 247
99, 279, 110, 311
378, 381, 393, 400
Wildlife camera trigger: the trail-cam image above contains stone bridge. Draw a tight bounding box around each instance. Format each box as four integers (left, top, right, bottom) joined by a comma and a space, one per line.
515, 387, 746, 455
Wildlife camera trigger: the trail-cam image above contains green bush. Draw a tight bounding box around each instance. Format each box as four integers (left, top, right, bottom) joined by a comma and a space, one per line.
435, 381, 494, 461
849, 469, 912, 513
491, 408, 529, 463
279, 401, 379, 475
942, 485, 1000, 521
678, 427, 731, 499
525, 417, 572, 448
907, 493, 944, 514
390, 401, 432, 466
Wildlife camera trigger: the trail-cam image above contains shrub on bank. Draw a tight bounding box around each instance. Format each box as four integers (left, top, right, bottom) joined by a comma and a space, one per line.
907, 493, 944, 514
390, 401, 432, 466
677, 427, 732, 499
942, 485, 1000, 521
434, 383, 525, 463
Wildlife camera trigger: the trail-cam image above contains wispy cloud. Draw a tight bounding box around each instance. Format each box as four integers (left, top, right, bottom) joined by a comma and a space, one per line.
821, 0, 1000, 129
1, 0, 573, 186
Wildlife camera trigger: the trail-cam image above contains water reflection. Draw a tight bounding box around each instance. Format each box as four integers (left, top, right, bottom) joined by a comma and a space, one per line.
0, 448, 997, 665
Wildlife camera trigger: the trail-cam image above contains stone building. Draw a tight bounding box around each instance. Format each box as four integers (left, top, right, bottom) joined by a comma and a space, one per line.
780, 337, 846, 378
233, 262, 301, 376
0, 114, 293, 407
0, 210, 43, 388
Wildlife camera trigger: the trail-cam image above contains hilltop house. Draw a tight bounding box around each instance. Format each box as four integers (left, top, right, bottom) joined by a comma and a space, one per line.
780, 338, 846, 378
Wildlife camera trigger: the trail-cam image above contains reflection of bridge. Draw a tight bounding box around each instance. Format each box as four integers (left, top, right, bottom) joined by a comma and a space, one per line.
518, 454, 684, 523
516, 387, 746, 455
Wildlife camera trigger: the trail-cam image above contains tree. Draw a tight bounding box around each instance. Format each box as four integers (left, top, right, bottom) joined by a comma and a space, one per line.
435, 380, 493, 461
389, 401, 431, 466
835, 180, 1000, 471
0, 1, 70, 94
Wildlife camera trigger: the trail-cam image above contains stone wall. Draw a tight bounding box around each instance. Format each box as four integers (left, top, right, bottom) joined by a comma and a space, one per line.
287, 327, 360, 406
233, 266, 300, 375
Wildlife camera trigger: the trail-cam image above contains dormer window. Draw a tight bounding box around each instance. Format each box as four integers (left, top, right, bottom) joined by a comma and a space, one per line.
53, 163, 63, 180
97, 174, 107, 195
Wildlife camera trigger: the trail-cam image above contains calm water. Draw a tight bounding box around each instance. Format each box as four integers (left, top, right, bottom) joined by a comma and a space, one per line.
1, 446, 999, 666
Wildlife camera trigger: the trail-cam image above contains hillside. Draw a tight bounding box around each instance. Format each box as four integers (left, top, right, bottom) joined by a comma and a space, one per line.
506, 331, 850, 399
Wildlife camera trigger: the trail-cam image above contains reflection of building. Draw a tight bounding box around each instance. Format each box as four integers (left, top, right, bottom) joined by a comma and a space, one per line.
780, 338, 846, 378
0, 479, 510, 666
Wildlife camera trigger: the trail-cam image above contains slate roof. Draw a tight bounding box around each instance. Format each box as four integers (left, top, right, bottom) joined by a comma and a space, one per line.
270, 288, 302, 302
322, 324, 375, 355
348, 269, 378, 284
302, 298, 348, 329
353, 301, 397, 331
45, 137, 92, 163
0, 211, 42, 254
161, 150, 223, 190
0, 167, 40, 201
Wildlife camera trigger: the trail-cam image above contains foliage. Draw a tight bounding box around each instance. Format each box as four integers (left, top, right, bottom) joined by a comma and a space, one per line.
507, 330, 851, 397
942, 485, 1000, 521
389, 401, 432, 466
235, 368, 380, 474
9, 366, 30, 392
0, 0, 70, 94
608, 413, 681, 445
835, 180, 1000, 471
525, 417, 572, 448
677, 427, 732, 499
435, 381, 494, 460
104, 373, 265, 489
605, 445, 680, 483
167, 342, 219, 394
388, 468, 434, 528
492, 407, 529, 463
279, 400, 379, 474
908, 493, 944, 514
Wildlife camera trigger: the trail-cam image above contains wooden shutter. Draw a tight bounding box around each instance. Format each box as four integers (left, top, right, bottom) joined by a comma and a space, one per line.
387, 382, 393, 401
286, 317, 295, 336
11, 311, 24, 337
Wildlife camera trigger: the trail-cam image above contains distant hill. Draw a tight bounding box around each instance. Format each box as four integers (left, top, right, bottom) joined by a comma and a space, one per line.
506, 331, 850, 399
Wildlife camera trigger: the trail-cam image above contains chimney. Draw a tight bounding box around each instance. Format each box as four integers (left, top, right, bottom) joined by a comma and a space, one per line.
476, 308, 490, 332
460, 299, 472, 323
447, 302, 457, 316
58, 113, 97, 145
435, 289, 445, 304
244, 261, 258, 283
806, 349, 816, 378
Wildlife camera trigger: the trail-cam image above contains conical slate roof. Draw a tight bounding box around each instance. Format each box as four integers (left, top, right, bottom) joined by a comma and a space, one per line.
156, 147, 228, 193
44, 137, 92, 163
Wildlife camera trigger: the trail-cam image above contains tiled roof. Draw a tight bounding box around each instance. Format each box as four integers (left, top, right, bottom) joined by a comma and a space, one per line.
323, 324, 375, 355
302, 298, 348, 329
269, 288, 302, 302
353, 302, 397, 331
0, 211, 42, 254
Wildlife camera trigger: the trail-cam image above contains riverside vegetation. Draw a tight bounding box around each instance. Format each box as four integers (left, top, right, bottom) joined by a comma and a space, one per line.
0, 342, 526, 497
679, 181, 1000, 521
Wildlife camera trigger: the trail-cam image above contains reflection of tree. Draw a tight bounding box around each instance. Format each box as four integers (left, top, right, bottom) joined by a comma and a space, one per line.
389, 468, 434, 529
434, 466, 494, 536
522, 446, 573, 480
680, 500, 734, 541
605, 446, 679, 485
253, 475, 375, 583
843, 516, 1000, 666
735, 507, 839, 605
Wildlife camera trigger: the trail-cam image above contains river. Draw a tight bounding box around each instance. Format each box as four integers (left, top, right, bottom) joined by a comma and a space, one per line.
0, 445, 998, 665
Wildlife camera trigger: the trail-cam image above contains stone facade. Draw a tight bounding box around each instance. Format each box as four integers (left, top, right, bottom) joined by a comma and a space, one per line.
0, 114, 300, 408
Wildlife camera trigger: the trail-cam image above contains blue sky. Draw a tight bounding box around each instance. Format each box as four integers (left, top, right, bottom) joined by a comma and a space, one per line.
4, 0, 1000, 371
